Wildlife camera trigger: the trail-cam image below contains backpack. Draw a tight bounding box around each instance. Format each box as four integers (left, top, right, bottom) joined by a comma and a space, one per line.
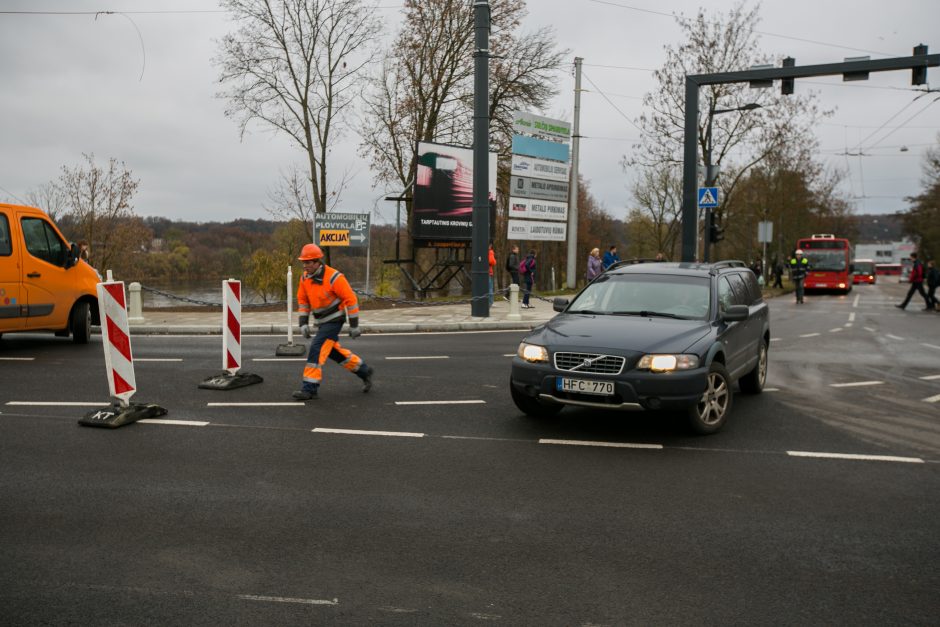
520, 257, 533, 276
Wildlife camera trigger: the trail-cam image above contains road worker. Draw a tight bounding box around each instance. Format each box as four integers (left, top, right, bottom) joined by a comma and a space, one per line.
789, 249, 810, 304
292, 244, 373, 401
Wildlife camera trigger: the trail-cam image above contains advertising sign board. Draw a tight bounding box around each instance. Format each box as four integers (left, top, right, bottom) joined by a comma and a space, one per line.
512, 110, 571, 140
412, 141, 497, 241
509, 197, 568, 221
314, 212, 370, 247
511, 176, 569, 203
507, 219, 567, 241
511, 134, 570, 162
510, 154, 569, 183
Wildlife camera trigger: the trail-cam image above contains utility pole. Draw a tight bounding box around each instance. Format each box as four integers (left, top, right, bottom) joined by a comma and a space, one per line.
471, 1, 490, 317
566, 57, 583, 289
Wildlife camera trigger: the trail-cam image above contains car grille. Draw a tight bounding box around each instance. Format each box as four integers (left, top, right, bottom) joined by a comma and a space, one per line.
554, 352, 625, 375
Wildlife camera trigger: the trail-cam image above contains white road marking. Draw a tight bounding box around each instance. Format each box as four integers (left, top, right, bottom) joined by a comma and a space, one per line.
799, 333, 821, 338
6, 401, 103, 406
136, 358, 183, 362
864, 326, 876, 332
764, 387, 780, 392
852, 294, 860, 308
923, 393, 940, 404
923, 343, 940, 351
829, 328, 843, 333
137, 419, 209, 426
394, 400, 486, 405
886, 334, 905, 341
253, 358, 305, 362
843, 323, 853, 328
0, 357, 35, 361
919, 374, 940, 380
770, 338, 782, 342
829, 381, 885, 388
313, 428, 424, 438
207, 402, 304, 407
503, 353, 516, 357
848, 312, 856, 322
539, 439, 663, 450
385, 356, 449, 360
787, 451, 923, 464
237, 594, 338, 606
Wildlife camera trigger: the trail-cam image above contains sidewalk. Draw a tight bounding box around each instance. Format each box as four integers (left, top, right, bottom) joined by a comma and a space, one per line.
119, 294, 564, 335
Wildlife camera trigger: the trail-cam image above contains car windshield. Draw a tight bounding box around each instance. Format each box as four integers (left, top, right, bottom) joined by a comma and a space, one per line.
567, 274, 710, 319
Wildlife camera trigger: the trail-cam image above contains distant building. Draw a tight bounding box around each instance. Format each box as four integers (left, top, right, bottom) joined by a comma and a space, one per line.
854, 240, 915, 265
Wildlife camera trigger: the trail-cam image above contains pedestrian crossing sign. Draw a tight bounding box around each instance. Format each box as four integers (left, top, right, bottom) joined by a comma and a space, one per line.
698, 187, 719, 208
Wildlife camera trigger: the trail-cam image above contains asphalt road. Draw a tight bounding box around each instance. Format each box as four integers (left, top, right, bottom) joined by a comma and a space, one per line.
1, 280, 937, 625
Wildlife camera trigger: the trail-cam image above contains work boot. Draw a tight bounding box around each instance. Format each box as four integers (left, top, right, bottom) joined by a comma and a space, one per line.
292, 389, 318, 401
360, 366, 374, 393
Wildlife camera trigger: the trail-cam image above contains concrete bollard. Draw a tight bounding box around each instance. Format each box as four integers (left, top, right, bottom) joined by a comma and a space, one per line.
127, 282, 145, 323
506, 283, 521, 321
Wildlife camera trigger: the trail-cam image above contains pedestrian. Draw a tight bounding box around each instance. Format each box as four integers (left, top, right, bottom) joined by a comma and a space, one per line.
586, 247, 602, 282
655, 251, 665, 261
505, 244, 521, 288
772, 258, 784, 289
520, 249, 536, 308
602, 245, 620, 270
751, 258, 764, 286
789, 249, 810, 304
292, 244, 374, 401
896, 251, 931, 310
926, 259, 939, 312
488, 242, 496, 306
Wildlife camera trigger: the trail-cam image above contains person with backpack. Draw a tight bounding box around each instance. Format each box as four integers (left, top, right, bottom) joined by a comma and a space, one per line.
505, 244, 521, 288
895, 252, 930, 310
926, 259, 939, 312
520, 249, 537, 308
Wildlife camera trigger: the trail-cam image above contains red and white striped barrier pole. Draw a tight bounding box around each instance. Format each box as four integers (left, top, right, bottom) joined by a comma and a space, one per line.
98, 272, 137, 407
223, 279, 241, 375
199, 278, 263, 390
79, 270, 167, 428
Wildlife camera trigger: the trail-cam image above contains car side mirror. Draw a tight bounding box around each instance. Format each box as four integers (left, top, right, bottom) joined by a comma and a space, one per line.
553, 297, 569, 312
65, 242, 80, 269
721, 304, 748, 322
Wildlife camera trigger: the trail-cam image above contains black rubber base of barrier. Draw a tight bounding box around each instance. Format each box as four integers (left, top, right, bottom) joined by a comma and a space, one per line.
198, 372, 264, 390
275, 342, 307, 357
78, 402, 169, 429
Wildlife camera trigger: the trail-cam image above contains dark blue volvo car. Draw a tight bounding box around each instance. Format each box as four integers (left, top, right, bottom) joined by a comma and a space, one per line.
509, 260, 769, 434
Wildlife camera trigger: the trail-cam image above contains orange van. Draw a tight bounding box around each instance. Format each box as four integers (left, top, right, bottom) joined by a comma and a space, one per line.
0, 203, 100, 343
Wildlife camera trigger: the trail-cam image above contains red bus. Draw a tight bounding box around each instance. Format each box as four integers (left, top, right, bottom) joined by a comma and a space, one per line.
852, 259, 876, 285
795, 234, 852, 294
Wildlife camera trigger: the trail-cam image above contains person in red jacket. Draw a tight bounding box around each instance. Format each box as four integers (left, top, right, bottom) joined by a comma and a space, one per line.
895, 251, 931, 311
488, 242, 496, 306
292, 244, 373, 401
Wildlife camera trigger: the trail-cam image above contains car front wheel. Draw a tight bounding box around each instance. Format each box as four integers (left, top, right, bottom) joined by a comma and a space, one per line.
687, 362, 732, 434
70, 301, 91, 344
510, 378, 562, 418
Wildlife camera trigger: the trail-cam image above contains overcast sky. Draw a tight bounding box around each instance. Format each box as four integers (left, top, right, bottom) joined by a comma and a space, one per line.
1, 0, 938, 225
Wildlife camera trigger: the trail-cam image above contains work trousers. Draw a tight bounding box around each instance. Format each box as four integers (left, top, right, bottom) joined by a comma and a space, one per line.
301, 320, 368, 392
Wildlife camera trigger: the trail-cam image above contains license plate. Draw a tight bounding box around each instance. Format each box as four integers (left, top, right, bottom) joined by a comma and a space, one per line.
557, 377, 614, 396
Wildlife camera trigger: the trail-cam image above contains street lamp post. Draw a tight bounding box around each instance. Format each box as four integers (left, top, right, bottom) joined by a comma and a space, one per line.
702, 102, 761, 263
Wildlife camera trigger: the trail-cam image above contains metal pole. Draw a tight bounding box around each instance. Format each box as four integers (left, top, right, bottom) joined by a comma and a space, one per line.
702, 108, 714, 263
471, 1, 490, 317
681, 78, 699, 262
566, 57, 582, 289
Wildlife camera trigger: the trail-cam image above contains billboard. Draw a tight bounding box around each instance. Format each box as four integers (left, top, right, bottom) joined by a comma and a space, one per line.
507, 219, 567, 241
413, 141, 497, 241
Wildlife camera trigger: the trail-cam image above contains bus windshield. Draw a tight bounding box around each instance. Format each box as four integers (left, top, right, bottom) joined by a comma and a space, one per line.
853, 261, 875, 274
805, 249, 847, 272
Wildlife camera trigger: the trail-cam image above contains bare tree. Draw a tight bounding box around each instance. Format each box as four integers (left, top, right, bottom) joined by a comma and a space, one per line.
215, 0, 381, 224
54, 153, 146, 274
24, 182, 67, 222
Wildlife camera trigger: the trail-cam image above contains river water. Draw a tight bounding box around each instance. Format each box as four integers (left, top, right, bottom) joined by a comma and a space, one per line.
138, 279, 371, 308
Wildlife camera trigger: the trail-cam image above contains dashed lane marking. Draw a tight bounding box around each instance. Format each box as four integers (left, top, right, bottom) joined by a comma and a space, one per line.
136, 358, 183, 362
923, 393, 940, 404
864, 326, 876, 332
0, 357, 35, 361
886, 334, 905, 341
787, 451, 924, 464
799, 333, 820, 338
924, 343, 940, 351
539, 439, 663, 450
207, 402, 305, 407
829, 328, 843, 333
137, 419, 209, 426
253, 358, 305, 362
770, 338, 782, 342
394, 400, 486, 405
6, 401, 103, 406
313, 428, 424, 438
830, 381, 885, 388
920, 374, 940, 380
385, 356, 449, 360
848, 312, 856, 322
237, 594, 338, 606
852, 294, 860, 308
764, 387, 780, 392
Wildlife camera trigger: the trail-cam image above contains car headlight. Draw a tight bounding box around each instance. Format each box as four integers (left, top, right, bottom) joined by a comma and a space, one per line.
637, 354, 700, 372
517, 342, 549, 363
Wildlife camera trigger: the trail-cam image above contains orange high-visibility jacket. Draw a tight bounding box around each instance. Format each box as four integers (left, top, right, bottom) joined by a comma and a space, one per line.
297, 265, 360, 328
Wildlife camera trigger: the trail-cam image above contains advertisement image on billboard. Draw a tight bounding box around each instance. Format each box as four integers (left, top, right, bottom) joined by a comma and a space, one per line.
413, 141, 497, 241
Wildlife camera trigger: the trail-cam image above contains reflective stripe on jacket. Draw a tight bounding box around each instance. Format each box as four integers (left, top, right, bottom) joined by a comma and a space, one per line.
297, 265, 360, 327
790, 257, 809, 280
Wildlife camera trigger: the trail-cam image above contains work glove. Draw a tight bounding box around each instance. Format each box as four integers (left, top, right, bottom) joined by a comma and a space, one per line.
300, 324, 311, 339
348, 327, 361, 339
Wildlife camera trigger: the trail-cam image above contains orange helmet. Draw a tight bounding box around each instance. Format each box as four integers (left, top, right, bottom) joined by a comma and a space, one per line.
298, 243, 324, 261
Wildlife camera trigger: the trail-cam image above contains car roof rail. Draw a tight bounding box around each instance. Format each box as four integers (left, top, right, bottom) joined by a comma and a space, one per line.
605, 257, 667, 271
709, 260, 748, 273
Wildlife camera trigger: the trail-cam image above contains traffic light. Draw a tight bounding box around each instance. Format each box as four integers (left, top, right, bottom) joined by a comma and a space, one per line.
781, 57, 795, 95
912, 44, 928, 85
709, 221, 725, 244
